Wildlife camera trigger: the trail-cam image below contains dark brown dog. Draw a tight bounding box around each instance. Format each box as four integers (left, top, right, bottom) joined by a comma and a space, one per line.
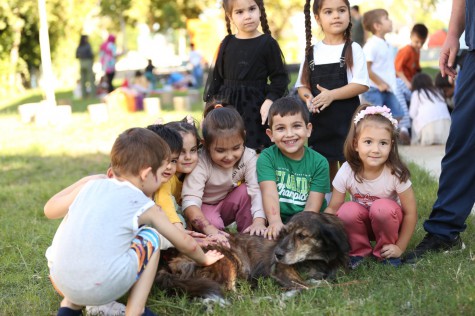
155, 212, 349, 298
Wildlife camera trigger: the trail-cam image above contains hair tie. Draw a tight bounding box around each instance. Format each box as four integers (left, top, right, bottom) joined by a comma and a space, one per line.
214, 104, 223, 109
185, 115, 195, 126
354, 105, 398, 128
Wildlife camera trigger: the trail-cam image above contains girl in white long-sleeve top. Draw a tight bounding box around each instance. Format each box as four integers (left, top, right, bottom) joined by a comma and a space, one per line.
409, 73, 451, 145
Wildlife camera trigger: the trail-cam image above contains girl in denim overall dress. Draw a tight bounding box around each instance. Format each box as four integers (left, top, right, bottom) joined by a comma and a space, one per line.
295, 0, 369, 195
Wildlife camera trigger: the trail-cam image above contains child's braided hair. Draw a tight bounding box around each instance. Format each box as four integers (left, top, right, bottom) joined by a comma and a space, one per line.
301, 0, 354, 88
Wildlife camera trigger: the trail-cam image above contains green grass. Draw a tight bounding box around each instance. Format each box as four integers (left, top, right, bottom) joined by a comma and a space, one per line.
1, 89, 474, 315
421, 65, 440, 79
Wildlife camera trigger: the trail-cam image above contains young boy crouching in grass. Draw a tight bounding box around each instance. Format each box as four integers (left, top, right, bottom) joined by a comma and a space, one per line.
44, 128, 223, 316
257, 96, 330, 240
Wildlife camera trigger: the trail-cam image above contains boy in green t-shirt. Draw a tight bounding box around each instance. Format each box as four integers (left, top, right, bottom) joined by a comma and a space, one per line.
257, 96, 330, 240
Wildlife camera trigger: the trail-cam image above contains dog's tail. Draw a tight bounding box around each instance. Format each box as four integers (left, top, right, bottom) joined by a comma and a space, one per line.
155, 270, 224, 299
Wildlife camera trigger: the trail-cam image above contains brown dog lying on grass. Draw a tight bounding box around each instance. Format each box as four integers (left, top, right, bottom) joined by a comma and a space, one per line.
155, 212, 350, 299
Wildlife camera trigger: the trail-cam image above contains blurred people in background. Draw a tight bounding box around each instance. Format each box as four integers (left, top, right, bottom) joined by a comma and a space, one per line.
75, 35, 96, 98
394, 24, 429, 145
395, 24, 429, 90
188, 43, 204, 88
167, 71, 195, 90
100, 34, 119, 93
351, 5, 365, 47
435, 71, 455, 112
144, 59, 157, 90
131, 70, 150, 96
409, 73, 451, 145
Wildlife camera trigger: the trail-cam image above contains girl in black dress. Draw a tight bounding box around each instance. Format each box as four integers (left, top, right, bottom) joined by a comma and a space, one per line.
203, 0, 290, 152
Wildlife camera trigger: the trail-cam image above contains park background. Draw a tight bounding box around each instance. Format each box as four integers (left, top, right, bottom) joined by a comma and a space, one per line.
0, 0, 452, 98
2, 0, 475, 315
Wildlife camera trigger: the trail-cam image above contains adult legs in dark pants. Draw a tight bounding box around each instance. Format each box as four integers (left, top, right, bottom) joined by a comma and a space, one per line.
404, 52, 475, 263
106, 72, 115, 93
426, 51, 475, 239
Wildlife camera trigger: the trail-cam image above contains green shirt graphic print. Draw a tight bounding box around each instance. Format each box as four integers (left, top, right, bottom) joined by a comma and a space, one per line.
257, 145, 330, 222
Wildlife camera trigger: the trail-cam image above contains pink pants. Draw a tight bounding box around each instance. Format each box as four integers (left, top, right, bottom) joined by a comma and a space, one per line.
337, 199, 403, 259
201, 184, 253, 233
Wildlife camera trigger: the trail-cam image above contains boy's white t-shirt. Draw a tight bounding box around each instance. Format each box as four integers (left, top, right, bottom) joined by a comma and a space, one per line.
363, 36, 397, 92
295, 41, 369, 88
46, 178, 155, 305
189, 50, 202, 67
332, 162, 412, 208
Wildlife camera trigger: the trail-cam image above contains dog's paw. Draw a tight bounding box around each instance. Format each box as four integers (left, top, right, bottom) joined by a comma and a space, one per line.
306, 278, 328, 286
281, 289, 302, 299
199, 294, 230, 313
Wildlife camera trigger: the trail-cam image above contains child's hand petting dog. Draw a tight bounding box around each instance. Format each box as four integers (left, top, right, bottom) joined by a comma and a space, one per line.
184, 230, 207, 238
183, 230, 216, 247
207, 230, 230, 248
264, 221, 285, 240
201, 250, 225, 266
193, 236, 222, 247
243, 217, 267, 236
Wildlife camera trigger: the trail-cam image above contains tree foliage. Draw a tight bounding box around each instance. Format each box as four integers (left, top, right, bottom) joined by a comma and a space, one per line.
138, 0, 212, 31
100, 0, 132, 19
263, 0, 303, 39
0, 0, 97, 95
0, 2, 36, 63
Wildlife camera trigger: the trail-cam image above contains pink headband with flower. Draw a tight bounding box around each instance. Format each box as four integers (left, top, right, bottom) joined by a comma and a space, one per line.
354, 105, 398, 128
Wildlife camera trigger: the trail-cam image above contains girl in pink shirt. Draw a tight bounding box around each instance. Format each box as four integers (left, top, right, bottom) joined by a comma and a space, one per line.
182, 105, 266, 246
325, 104, 417, 268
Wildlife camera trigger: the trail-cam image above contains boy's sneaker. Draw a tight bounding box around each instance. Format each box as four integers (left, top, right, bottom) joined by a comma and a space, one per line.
381, 257, 402, 268
349, 256, 365, 270
57, 307, 83, 316
403, 233, 465, 264
142, 307, 157, 316
85, 301, 125, 316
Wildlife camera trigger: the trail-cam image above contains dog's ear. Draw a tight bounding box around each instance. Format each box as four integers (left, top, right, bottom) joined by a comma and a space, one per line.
320, 214, 350, 255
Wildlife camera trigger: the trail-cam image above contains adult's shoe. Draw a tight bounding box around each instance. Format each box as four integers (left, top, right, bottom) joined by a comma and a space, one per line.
403, 233, 465, 264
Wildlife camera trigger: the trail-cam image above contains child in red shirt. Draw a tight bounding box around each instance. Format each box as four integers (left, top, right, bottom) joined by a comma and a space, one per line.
395, 24, 429, 89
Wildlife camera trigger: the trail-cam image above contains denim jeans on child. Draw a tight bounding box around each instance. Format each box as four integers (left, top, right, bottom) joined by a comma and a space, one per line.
362, 87, 404, 119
